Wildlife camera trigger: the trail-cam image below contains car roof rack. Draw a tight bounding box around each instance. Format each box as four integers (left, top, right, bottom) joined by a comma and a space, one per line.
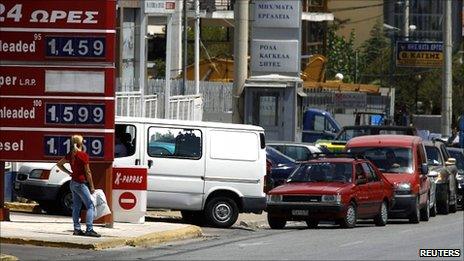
309, 152, 366, 160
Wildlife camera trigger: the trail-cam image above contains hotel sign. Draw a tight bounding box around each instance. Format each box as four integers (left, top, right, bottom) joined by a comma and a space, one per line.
251, 40, 299, 73
253, 0, 300, 28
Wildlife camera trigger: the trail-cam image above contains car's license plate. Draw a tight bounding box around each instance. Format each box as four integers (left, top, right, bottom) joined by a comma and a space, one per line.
292, 209, 309, 216
14, 182, 20, 190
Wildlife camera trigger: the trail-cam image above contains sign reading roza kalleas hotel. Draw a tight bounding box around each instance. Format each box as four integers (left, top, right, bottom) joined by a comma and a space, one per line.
251, 0, 301, 76
251, 40, 299, 73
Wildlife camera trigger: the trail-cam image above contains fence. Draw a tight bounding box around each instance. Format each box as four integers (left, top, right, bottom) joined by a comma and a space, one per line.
115, 92, 158, 118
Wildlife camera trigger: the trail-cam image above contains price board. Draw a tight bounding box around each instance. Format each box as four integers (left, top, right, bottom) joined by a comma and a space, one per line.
0, 32, 115, 62
0, 0, 116, 162
0, 66, 115, 96
0, 131, 114, 161
0, 97, 114, 128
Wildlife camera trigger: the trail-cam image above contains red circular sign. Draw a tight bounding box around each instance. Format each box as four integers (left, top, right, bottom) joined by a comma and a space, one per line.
119, 192, 137, 210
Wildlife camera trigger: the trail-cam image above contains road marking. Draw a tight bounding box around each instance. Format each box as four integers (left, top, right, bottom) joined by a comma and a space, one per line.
400, 229, 413, 234
237, 242, 268, 247
339, 240, 364, 248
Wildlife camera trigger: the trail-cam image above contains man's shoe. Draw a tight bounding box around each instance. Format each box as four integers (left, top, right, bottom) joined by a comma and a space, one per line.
85, 229, 101, 237
73, 229, 85, 236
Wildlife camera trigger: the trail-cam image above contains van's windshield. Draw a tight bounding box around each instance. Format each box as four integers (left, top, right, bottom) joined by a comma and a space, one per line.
348, 147, 413, 174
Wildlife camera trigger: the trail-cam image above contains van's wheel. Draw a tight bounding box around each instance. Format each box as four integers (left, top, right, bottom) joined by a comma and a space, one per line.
57, 185, 73, 216
339, 203, 357, 228
430, 195, 437, 217
204, 197, 239, 228
374, 201, 388, 226
409, 196, 420, 223
420, 197, 430, 221
438, 190, 450, 215
267, 215, 286, 229
306, 219, 319, 229
181, 210, 204, 225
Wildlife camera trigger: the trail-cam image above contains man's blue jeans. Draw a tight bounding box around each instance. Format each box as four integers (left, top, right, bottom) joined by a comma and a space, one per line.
70, 180, 95, 232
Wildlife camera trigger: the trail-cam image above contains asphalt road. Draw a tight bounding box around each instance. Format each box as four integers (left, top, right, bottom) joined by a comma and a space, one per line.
2, 211, 463, 260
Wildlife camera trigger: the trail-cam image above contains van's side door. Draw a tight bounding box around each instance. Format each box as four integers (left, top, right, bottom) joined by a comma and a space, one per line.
113, 123, 143, 167
143, 125, 205, 210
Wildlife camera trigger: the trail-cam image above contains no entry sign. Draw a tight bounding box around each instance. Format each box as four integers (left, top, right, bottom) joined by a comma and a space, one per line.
119, 192, 137, 210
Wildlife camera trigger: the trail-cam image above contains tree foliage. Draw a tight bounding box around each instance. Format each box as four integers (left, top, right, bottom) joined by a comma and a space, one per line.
326, 26, 357, 83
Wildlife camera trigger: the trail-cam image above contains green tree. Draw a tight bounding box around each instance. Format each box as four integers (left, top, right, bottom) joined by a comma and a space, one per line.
326, 26, 357, 83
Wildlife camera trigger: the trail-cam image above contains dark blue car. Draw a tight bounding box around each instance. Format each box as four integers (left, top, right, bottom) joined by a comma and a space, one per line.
266, 147, 298, 189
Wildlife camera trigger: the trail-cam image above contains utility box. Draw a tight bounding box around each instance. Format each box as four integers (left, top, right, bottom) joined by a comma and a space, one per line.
244, 75, 303, 142
112, 167, 147, 224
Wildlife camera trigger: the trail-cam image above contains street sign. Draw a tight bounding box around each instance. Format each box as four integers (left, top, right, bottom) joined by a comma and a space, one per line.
396, 41, 443, 68
0, 32, 115, 62
253, 0, 301, 28
251, 39, 299, 73
144, 0, 176, 14
0, 66, 114, 96
118, 192, 137, 210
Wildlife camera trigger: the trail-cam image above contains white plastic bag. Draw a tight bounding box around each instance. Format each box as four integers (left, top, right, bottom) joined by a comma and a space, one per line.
91, 189, 111, 219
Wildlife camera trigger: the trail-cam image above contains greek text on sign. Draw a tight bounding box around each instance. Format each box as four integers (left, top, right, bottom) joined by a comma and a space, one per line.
253, 0, 300, 28
0, 1, 115, 29
251, 39, 299, 73
396, 41, 443, 68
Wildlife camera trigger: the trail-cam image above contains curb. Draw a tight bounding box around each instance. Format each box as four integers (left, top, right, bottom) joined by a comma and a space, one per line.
0, 254, 18, 261
0, 225, 202, 250
4, 203, 42, 214
127, 225, 203, 247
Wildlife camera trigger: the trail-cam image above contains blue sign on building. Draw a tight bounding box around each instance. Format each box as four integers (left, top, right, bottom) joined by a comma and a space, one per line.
396, 41, 443, 68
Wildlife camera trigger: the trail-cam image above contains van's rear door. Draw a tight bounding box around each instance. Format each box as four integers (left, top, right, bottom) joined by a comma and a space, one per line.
143, 124, 205, 210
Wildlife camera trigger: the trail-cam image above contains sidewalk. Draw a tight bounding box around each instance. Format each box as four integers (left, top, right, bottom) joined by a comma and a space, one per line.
0, 212, 202, 250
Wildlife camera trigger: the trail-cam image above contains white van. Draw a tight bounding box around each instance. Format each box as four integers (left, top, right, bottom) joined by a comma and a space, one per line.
15, 117, 267, 228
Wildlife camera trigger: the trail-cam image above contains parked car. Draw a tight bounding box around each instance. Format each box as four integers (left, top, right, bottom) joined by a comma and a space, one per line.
316, 125, 418, 152
424, 140, 458, 214
447, 147, 464, 207
265, 147, 298, 190
267, 142, 323, 162
266, 156, 394, 229
346, 135, 433, 223
15, 118, 267, 228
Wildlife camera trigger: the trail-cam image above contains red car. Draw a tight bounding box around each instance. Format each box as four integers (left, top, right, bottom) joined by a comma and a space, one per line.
266, 157, 394, 229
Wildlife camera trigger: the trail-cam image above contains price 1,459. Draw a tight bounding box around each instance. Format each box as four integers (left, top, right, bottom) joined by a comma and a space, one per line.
46, 36, 106, 58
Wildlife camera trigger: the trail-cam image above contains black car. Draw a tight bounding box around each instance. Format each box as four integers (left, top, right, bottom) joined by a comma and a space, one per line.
447, 147, 464, 208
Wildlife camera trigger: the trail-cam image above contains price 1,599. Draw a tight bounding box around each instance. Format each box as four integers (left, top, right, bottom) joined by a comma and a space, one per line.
44, 136, 104, 158
46, 103, 105, 125
46, 36, 106, 58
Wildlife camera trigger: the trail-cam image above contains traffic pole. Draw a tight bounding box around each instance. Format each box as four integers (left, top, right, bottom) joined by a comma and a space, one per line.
0, 161, 10, 221
441, 0, 452, 136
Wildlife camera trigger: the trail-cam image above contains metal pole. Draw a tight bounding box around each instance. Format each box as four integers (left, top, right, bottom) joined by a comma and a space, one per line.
232, 0, 249, 124
139, 4, 148, 117
441, 0, 453, 136
182, 0, 188, 95
403, 0, 409, 40
194, 0, 200, 94
165, 14, 173, 119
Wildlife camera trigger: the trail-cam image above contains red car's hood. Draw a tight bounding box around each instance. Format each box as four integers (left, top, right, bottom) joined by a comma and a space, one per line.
382, 173, 416, 185
270, 182, 353, 195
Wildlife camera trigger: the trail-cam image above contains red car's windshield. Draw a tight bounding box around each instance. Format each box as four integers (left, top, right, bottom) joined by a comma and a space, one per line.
288, 162, 352, 183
